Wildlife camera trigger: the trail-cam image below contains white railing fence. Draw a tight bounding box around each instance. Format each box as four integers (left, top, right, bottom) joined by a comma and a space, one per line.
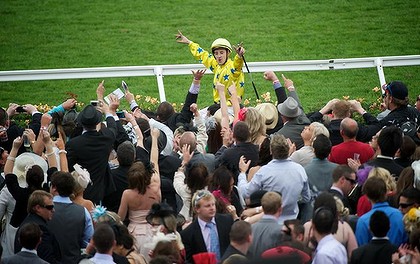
1, 55, 419, 102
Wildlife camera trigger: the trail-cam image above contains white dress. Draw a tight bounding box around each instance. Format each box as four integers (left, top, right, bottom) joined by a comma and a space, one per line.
0, 187, 17, 258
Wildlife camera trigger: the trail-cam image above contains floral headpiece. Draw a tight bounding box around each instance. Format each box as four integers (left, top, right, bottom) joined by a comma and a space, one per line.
91, 205, 107, 223
403, 207, 420, 233
73, 164, 92, 189
238, 107, 248, 121
412, 161, 420, 190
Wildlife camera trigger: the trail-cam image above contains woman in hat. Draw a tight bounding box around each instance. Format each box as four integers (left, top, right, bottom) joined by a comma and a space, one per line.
176, 31, 245, 104
4, 129, 54, 228
70, 164, 94, 212
118, 128, 161, 256
146, 202, 185, 264
90, 206, 147, 264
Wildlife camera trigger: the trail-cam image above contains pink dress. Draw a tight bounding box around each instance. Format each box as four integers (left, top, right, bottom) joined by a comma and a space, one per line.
128, 209, 153, 258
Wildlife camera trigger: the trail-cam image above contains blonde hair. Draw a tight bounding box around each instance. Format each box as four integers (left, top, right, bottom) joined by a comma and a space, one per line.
71, 171, 85, 197
310, 122, 330, 142
368, 167, 396, 192
243, 107, 266, 144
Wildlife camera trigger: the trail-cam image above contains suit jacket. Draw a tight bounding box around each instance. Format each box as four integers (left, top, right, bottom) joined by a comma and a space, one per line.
181, 214, 233, 264
275, 117, 310, 150
102, 165, 130, 213
249, 217, 284, 258
366, 157, 404, 179
350, 239, 398, 264
164, 92, 197, 131
2, 251, 49, 264
66, 116, 117, 204
215, 142, 259, 184
328, 188, 354, 214
15, 213, 61, 264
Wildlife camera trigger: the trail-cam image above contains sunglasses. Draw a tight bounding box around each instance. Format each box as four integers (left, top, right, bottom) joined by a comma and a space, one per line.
344, 177, 357, 185
399, 202, 414, 209
282, 224, 292, 236
382, 83, 393, 98
40, 204, 54, 211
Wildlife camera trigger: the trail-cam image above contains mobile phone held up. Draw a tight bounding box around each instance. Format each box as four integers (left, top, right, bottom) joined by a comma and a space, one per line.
116, 111, 125, 118
90, 100, 99, 107
122, 81, 128, 93
16, 106, 25, 113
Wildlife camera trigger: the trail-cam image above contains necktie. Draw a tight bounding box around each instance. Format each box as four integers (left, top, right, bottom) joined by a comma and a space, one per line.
206, 222, 221, 261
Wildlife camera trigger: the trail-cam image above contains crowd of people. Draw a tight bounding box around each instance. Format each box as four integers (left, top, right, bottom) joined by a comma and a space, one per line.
0, 34, 420, 264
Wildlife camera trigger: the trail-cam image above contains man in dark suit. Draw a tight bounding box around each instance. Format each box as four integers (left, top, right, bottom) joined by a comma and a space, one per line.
14, 190, 61, 263
365, 126, 404, 179
102, 141, 135, 213
351, 210, 398, 264
215, 121, 259, 183
275, 96, 310, 150
328, 165, 357, 214
221, 220, 253, 262
181, 190, 233, 263
179, 131, 215, 174
4, 222, 49, 264
66, 95, 118, 204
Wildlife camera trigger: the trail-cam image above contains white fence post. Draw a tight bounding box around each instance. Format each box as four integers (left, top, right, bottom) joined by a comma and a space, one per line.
154, 66, 166, 102
375, 58, 386, 87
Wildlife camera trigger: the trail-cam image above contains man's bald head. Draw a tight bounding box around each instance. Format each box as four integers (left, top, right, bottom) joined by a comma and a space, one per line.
179, 131, 197, 153
340, 117, 359, 139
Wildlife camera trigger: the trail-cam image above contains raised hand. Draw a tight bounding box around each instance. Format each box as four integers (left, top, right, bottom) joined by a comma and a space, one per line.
181, 144, 193, 165
239, 155, 251, 173
41, 113, 52, 128
23, 104, 38, 115
151, 127, 160, 139
263, 71, 279, 82
189, 103, 200, 117
281, 74, 294, 90
107, 94, 119, 113
6, 103, 19, 117
175, 30, 191, 44
125, 90, 135, 103
192, 69, 206, 81
62, 98, 77, 110
233, 42, 246, 58
12, 136, 23, 150
96, 80, 105, 100
216, 82, 225, 95
55, 132, 65, 150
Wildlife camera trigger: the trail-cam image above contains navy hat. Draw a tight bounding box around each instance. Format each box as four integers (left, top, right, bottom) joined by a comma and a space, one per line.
78, 105, 102, 126
384, 81, 408, 100
248, 190, 268, 208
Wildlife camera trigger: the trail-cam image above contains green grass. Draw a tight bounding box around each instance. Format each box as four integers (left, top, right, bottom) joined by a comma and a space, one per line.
1, 0, 419, 113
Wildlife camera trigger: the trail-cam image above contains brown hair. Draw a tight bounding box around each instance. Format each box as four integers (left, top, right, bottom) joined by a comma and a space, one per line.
28, 190, 53, 214
128, 161, 154, 194
261, 192, 282, 215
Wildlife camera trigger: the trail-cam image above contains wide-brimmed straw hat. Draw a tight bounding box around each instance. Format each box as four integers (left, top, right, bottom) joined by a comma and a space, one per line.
13, 152, 48, 186
255, 103, 279, 130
